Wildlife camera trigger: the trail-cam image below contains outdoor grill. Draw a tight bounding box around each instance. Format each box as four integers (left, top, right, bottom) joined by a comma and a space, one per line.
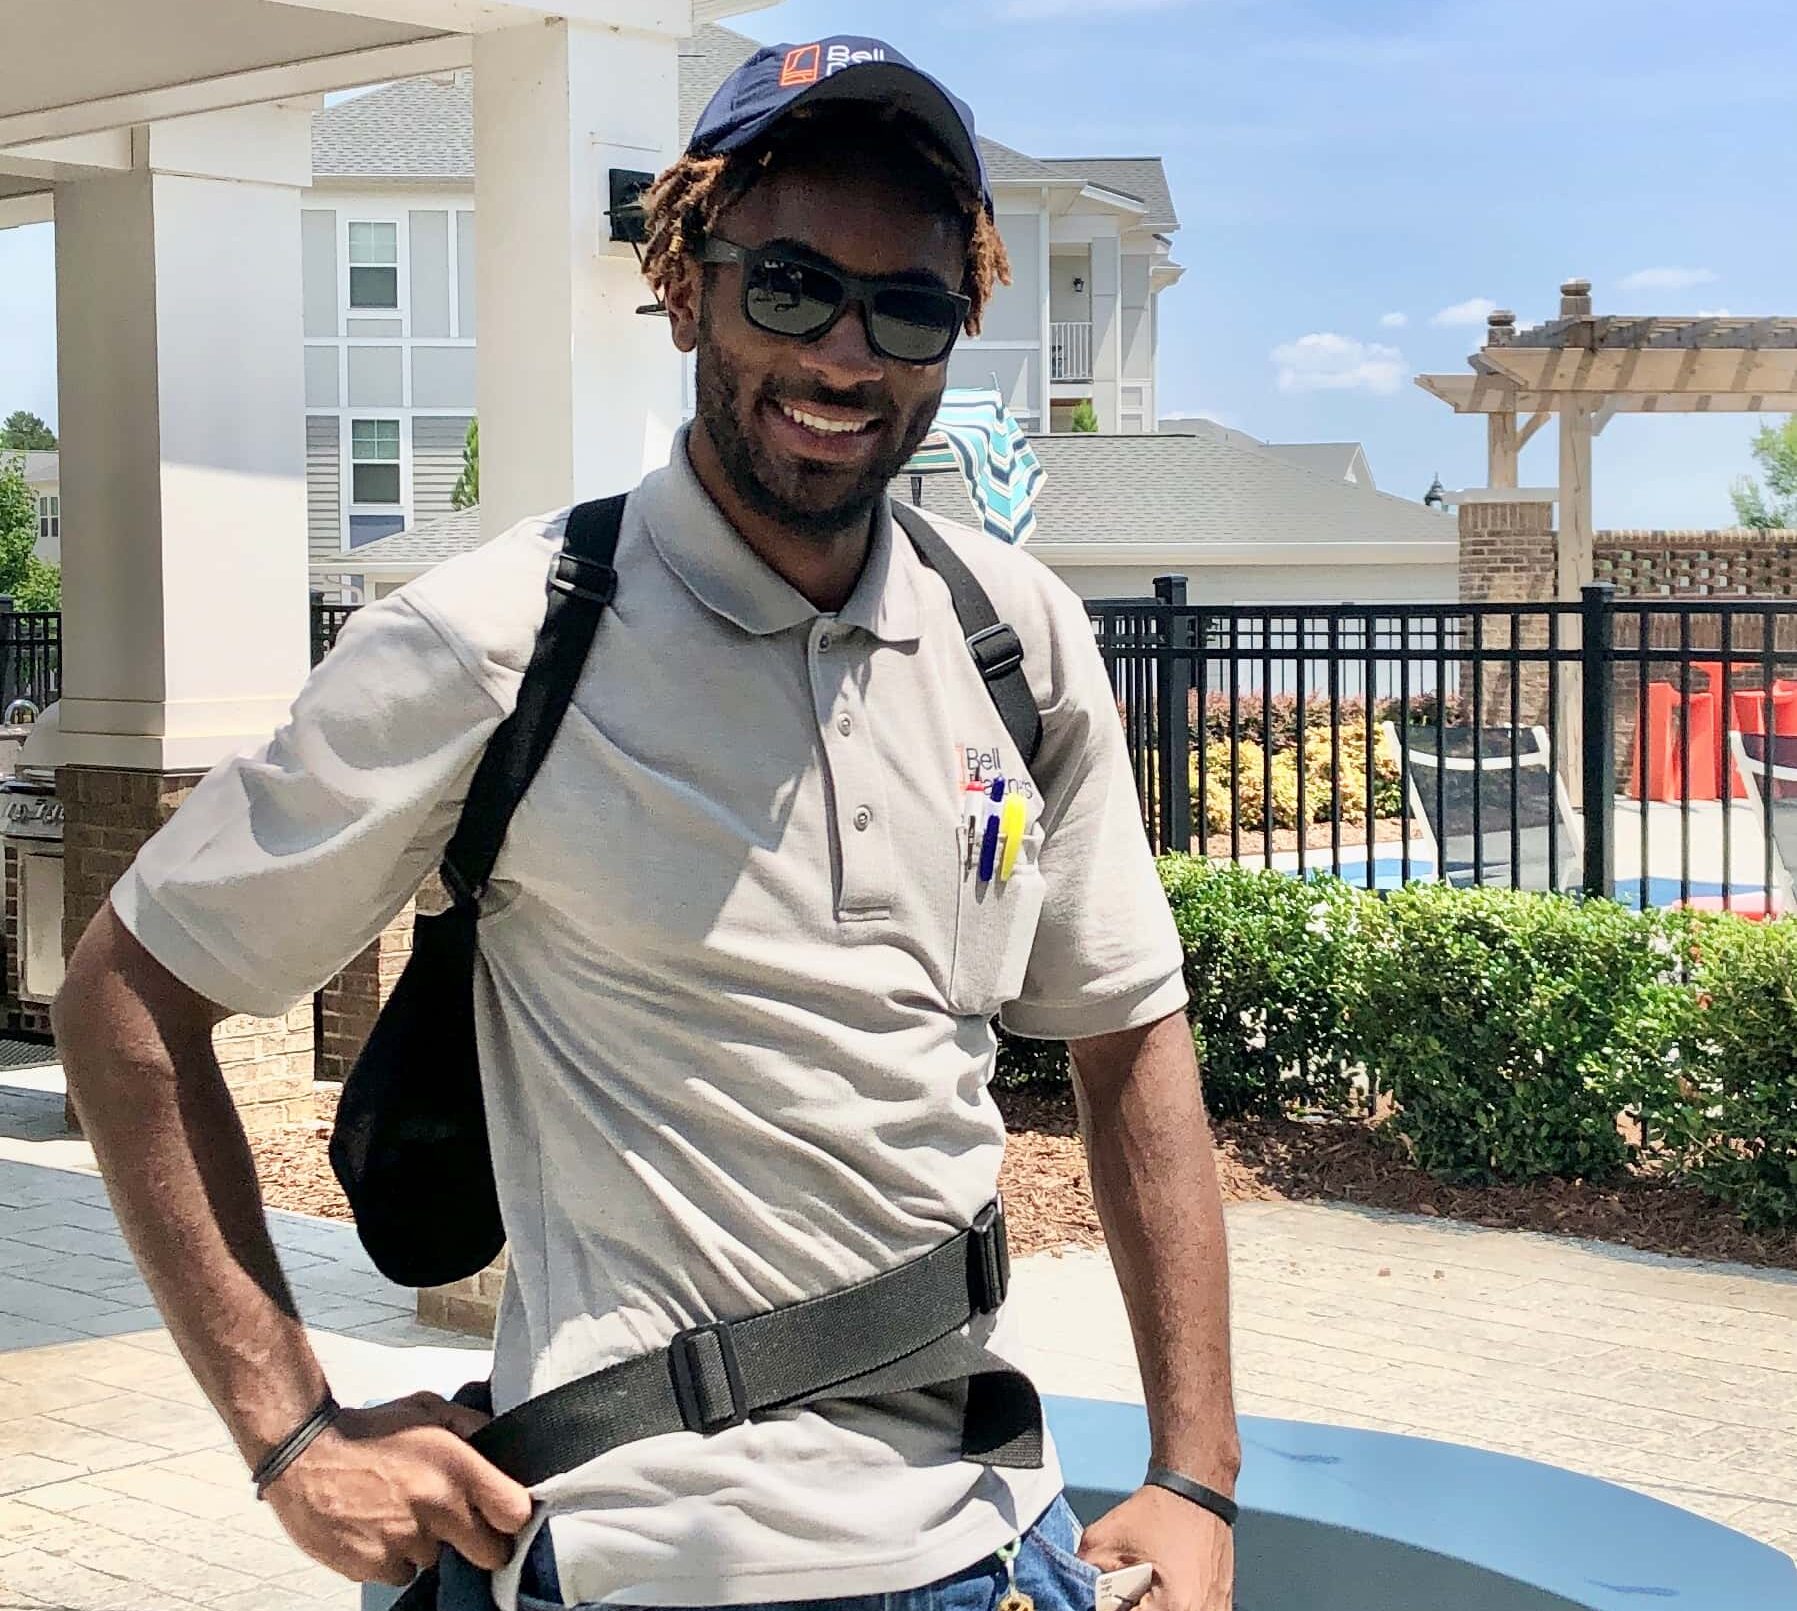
2, 704, 65, 1006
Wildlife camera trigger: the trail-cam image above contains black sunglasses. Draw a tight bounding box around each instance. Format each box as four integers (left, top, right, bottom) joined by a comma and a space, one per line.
701, 236, 970, 366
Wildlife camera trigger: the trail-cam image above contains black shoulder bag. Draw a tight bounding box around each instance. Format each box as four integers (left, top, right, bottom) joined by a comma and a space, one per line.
330, 496, 1040, 1290
329, 496, 627, 1289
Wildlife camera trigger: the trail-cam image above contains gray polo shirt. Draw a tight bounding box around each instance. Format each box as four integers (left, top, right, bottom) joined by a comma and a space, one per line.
113, 433, 1187, 1609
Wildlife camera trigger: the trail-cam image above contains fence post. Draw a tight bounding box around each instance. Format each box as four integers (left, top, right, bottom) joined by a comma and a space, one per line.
1153, 575, 1192, 853
1581, 582, 1616, 899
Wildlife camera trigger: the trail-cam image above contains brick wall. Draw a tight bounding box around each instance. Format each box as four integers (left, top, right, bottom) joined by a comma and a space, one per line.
1457, 501, 1559, 727
1596, 529, 1797, 597
317, 902, 415, 1083
417, 1249, 506, 1336
58, 764, 314, 1135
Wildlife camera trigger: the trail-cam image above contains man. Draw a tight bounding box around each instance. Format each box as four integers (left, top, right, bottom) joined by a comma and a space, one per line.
55, 37, 1239, 1611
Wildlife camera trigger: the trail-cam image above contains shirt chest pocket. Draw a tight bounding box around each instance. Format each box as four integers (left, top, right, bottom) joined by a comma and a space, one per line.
947, 820, 1048, 1017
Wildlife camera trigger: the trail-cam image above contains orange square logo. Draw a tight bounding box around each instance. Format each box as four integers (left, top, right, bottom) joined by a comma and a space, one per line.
780, 44, 821, 87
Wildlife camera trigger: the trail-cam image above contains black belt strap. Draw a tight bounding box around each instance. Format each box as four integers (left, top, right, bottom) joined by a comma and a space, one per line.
468, 1201, 1040, 1486
891, 502, 1043, 769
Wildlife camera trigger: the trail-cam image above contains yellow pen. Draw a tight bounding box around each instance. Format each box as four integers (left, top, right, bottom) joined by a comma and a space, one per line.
997, 793, 1028, 882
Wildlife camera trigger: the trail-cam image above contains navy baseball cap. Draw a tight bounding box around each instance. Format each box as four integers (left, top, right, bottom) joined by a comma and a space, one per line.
688, 37, 992, 213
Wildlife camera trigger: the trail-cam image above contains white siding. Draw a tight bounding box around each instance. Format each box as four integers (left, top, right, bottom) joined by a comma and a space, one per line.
347, 346, 404, 406
412, 346, 476, 409
978, 212, 1041, 343
1048, 561, 1461, 604
411, 415, 473, 523
456, 210, 476, 338
307, 416, 342, 564
410, 209, 452, 338
301, 209, 338, 337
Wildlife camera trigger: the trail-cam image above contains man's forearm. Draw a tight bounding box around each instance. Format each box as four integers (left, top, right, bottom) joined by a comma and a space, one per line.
56, 905, 329, 1468
1071, 1011, 1240, 1491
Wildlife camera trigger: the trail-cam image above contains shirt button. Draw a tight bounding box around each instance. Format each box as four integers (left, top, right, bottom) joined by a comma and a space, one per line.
818, 633, 833, 653
853, 807, 873, 832
837, 714, 853, 736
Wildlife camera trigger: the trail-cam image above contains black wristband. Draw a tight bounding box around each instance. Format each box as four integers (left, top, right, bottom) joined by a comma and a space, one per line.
252, 1391, 341, 1499
1145, 1464, 1239, 1528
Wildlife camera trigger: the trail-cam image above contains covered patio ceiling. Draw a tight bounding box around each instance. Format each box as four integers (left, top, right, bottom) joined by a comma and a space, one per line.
0, 0, 773, 151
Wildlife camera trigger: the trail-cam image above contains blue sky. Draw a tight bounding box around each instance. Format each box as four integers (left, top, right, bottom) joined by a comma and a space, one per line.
4, 0, 1791, 526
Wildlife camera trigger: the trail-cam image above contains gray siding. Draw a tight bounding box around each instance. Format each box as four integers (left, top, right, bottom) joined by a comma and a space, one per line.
304, 346, 339, 408
947, 346, 1037, 422
411, 345, 476, 409
409, 209, 451, 338
347, 346, 404, 407
307, 416, 342, 563
301, 210, 339, 337
977, 213, 1040, 343
346, 317, 403, 337
1050, 254, 1091, 325
456, 210, 476, 337
412, 415, 474, 523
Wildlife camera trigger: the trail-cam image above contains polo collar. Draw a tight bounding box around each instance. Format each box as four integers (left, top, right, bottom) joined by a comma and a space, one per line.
639, 430, 923, 646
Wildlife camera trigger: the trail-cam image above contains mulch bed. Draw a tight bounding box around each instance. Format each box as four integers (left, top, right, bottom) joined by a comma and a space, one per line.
254, 1084, 1797, 1274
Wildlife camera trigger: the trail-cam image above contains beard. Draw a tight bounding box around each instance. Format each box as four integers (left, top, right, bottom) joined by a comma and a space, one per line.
694, 312, 942, 544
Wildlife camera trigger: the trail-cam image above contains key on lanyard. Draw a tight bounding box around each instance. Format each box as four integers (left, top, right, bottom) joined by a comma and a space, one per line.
995, 1538, 1034, 1611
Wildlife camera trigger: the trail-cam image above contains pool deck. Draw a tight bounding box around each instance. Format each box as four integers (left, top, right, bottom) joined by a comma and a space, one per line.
2, 1058, 1795, 1609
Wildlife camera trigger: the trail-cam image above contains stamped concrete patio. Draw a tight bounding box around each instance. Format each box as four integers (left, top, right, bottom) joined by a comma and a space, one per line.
2, 1055, 1794, 1610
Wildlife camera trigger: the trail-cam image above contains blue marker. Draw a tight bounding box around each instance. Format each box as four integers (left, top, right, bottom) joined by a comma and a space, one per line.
978, 776, 1005, 883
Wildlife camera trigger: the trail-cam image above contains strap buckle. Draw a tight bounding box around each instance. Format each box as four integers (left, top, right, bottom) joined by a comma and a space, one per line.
968, 1199, 1010, 1315
669, 1321, 750, 1434
966, 623, 1024, 682
550, 551, 618, 607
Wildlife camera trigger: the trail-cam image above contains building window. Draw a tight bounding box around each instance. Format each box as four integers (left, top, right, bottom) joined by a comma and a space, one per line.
36, 495, 58, 544
351, 419, 401, 504
348, 221, 399, 309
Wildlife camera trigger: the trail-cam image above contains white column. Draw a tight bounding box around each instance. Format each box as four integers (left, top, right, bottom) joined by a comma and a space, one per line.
1487, 411, 1519, 489
473, 18, 685, 537
1036, 199, 1052, 431
54, 105, 313, 772
1558, 403, 1594, 598
1089, 229, 1122, 433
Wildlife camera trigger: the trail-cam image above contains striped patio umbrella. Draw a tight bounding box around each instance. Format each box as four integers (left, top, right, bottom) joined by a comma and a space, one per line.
902, 387, 1045, 546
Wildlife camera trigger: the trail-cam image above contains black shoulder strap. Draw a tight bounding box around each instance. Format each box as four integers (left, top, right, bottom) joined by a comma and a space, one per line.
441, 495, 627, 905
890, 501, 1043, 767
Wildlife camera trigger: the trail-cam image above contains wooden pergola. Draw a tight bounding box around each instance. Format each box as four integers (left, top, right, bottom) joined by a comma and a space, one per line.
1419, 280, 1797, 599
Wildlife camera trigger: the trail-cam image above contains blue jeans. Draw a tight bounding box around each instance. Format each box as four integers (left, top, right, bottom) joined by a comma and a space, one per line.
437, 1494, 1098, 1611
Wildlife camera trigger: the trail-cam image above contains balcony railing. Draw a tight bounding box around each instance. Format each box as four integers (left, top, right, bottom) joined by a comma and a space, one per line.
1050, 321, 1093, 383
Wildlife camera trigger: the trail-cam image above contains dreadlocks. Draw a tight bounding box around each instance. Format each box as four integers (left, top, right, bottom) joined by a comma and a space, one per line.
641, 105, 1011, 337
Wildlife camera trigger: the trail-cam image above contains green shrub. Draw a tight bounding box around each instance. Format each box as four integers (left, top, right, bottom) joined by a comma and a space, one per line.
1159, 856, 1373, 1119
1687, 917, 1797, 1229
1356, 884, 1699, 1183
992, 1027, 1069, 1091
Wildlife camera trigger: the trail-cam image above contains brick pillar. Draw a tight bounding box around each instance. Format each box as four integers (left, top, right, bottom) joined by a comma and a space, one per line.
1459, 499, 1559, 729
316, 902, 415, 1083
60, 765, 314, 1134
418, 1249, 507, 1336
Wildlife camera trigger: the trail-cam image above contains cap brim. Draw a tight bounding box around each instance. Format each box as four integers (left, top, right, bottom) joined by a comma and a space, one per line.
742, 61, 986, 207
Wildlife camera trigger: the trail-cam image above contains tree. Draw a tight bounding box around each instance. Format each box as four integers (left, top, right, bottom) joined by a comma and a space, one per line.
1069, 400, 1099, 434
451, 417, 479, 510
0, 411, 56, 452
0, 454, 62, 610
1730, 417, 1797, 530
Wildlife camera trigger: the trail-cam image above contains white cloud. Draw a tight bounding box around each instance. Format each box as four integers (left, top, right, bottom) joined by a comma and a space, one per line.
1619, 266, 1718, 292
1270, 333, 1407, 396
1430, 297, 1498, 328
1001, 0, 1187, 16
1697, 307, 1733, 318
1379, 311, 1408, 328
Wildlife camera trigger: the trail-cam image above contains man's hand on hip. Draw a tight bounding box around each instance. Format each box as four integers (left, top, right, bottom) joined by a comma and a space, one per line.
1078, 1484, 1234, 1611
263, 1391, 534, 1587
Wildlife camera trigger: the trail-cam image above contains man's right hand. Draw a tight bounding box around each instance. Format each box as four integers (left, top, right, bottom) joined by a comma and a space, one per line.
263, 1391, 535, 1587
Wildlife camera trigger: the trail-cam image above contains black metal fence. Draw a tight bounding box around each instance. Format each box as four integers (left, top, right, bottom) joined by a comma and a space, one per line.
1092, 579, 1797, 916
0, 610, 60, 716
311, 602, 359, 667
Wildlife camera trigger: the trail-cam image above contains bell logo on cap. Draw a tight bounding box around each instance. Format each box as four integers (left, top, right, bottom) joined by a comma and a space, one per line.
780, 40, 891, 88
779, 44, 822, 86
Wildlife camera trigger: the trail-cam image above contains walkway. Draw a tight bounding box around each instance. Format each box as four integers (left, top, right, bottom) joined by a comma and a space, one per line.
1, 1059, 1793, 1610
